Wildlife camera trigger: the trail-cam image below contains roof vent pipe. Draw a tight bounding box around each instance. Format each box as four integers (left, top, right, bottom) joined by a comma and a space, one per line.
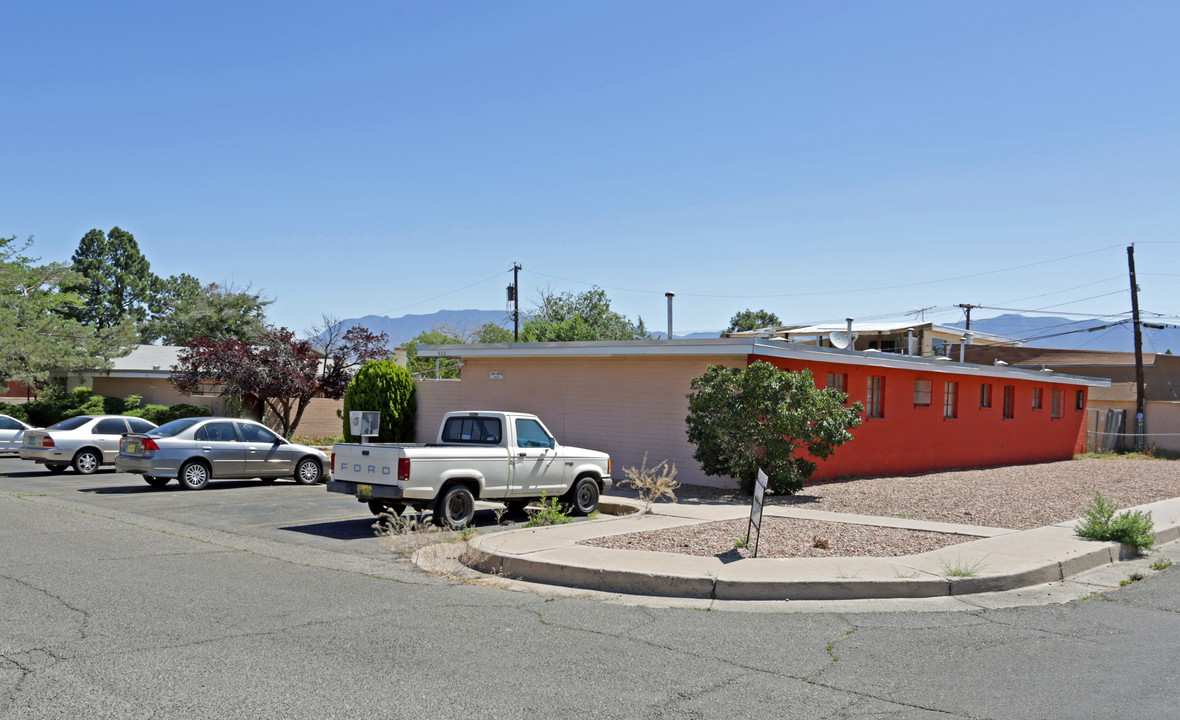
960, 332, 974, 363
665, 292, 675, 340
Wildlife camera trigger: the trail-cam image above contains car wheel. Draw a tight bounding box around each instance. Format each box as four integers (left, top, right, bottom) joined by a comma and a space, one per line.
72, 449, 101, 475
144, 476, 170, 488
293, 458, 321, 485
178, 461, 210, 491
46, 463, 68, 474
368, 500, 406, 517
432, 485, 475, 529
563, 476, 600, 516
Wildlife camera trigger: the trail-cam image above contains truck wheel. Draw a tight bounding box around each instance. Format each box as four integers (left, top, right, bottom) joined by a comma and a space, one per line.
564, 477, 600, 516
433, 485, 475, 529
368, 500, 406, 517
144, 476, 170, 488
178, 460, 211, 490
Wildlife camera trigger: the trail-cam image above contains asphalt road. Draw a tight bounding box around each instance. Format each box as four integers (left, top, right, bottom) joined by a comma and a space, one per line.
3, 455, 1180, 719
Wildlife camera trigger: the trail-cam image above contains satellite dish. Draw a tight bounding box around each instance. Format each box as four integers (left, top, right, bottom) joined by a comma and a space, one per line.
829, 331, 851, 349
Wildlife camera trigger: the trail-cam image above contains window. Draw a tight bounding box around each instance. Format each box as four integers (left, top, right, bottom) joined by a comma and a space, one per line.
441, 417, 502, 444
127, 418, 156, 434
0, 417, 20, 430
944, 382, 958, 419
1032, 388, 1043, 410
1051, 389, 1064, 419
867, 376, 885, 418
196, 422, 239, 443
236, 422, 279, 444
913, 379, 932, 407
826, 373, 847, 394
93, 418, 128, 435
515, 418, 554, 448
980, 383, 992, 408
1076, 390, 1085, 410
1003, 385, 1015, 419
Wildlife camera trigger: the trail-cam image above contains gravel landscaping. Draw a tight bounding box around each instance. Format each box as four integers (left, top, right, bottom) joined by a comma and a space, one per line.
584, 458, 1180, 559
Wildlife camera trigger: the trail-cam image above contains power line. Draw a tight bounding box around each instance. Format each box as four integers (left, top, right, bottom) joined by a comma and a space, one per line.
376, 268, 511, 316
527, 243, 1126, 300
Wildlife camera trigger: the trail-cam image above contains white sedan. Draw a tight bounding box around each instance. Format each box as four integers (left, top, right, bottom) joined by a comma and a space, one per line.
20, 415, 158, 474
0, 414, 32, 454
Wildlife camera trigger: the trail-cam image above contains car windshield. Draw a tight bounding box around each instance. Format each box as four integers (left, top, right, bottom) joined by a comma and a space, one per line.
48, 417, 92, 431
148, 418, 204, 438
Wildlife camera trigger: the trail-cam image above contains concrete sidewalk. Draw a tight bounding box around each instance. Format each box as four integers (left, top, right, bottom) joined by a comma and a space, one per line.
455, 496, 1180, 602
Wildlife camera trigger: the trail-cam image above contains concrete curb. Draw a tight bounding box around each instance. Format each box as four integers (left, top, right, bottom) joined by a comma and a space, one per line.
460, 496, 1180, 601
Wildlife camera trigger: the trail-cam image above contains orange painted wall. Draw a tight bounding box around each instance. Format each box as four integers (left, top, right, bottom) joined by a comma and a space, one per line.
753, 355, 1090, 481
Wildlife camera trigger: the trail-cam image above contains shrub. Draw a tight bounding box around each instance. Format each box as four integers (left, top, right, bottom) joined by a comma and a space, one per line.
1075, 491, 1155, 553
525, 494, 572, 527
0, 402, 29, 423
341, 359, 416, 443
621, 453, 680, 513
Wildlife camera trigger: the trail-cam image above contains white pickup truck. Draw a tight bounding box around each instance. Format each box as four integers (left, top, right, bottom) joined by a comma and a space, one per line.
326, 411, 613, 529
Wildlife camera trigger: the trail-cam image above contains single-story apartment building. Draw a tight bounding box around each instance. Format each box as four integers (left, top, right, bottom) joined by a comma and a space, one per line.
415, 337, 1109, 488
964, 345, 1180, 453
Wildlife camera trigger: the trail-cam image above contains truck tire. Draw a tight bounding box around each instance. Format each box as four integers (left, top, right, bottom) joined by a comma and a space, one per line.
433, 484, 475, 529
563, 476, 600, 516
368, 500, 407, 517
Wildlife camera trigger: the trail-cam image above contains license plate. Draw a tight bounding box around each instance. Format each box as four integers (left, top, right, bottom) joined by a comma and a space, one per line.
126, 442, 139, 454
25, 437, 35, 446
357, 484, 372, 500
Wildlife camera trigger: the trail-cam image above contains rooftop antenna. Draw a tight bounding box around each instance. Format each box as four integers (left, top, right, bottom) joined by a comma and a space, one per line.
907, 305, 935, 323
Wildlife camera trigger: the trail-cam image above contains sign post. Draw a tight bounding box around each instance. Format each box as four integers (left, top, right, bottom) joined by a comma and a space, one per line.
349, 411, 380, 444
747, 469, 769, 557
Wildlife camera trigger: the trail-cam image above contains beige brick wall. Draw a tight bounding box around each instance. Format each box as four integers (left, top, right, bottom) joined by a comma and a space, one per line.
295, 398, 345, 439
91, 377, 220, 412
415, 355, 747, 488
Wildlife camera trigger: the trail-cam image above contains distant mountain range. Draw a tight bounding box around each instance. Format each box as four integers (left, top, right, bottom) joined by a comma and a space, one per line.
325, 310, 1177, 354
324, 309, 721, 346
952, 314, 1180, 354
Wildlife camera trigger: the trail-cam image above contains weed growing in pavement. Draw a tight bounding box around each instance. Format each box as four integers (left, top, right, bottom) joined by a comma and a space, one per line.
940, 556, 988, 578
492, 506, 507, 526
525, 493, 572, 528
372, 509, 444, 554
1074, 492, 1156, 553
621, 453, 680, 513
1151, 557, 1174, 571
1120, 572, 1147, 587
457, 524, 478, 541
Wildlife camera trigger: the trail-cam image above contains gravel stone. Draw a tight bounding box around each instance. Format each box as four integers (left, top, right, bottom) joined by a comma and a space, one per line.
585, 458, 1180, 559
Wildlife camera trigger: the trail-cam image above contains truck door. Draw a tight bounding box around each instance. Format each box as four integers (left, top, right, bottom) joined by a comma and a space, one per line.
509, 418, 564, 497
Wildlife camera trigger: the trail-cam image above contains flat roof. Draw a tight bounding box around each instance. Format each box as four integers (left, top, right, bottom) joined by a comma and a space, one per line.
417, 338, 1109, 387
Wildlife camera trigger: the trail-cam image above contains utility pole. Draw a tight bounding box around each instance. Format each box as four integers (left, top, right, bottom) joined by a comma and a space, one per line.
1128, 245, 1146, 449
955, 303, 980, 330
512, 263, 521, 341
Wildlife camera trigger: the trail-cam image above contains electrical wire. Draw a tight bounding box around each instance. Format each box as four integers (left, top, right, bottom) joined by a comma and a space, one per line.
376, 268, 511, 316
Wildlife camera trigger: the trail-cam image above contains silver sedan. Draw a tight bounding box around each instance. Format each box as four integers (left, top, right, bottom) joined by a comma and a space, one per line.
116, 417, 331, 490
0, 414, 33, 454
20, 415, 159, 474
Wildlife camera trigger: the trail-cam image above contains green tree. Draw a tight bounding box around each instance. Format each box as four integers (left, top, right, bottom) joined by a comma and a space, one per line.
685, 361, 864, 494
520, 287, 651, 342
723, 309, 782, 335
65, 227, 158, 330
341, 359, 416, 442
473, 321, 513, 343
142, 274, 272, 344
0, 236, 135, 389
405, 327, 464, 379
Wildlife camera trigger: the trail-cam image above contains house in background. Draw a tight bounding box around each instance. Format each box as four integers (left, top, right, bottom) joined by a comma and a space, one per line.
53, 345, 219, 410
729, 319, 1020, 358
415, 337, 1107, 488
965, 345, 1180, 453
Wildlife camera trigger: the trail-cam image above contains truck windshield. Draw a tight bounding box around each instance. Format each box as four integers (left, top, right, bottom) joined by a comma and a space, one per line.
441, 417, 502, 444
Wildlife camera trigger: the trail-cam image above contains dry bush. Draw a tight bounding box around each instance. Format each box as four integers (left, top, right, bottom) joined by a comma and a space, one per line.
621, 453, 680, 513
812, 535, 830, 550
373, 510, 445, 554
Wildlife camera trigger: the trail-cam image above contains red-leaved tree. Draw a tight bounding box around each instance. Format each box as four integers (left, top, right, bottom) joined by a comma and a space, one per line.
171, 325, 390, 437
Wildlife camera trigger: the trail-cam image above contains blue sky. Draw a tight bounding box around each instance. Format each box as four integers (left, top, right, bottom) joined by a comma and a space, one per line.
4, 1, 1179, 338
